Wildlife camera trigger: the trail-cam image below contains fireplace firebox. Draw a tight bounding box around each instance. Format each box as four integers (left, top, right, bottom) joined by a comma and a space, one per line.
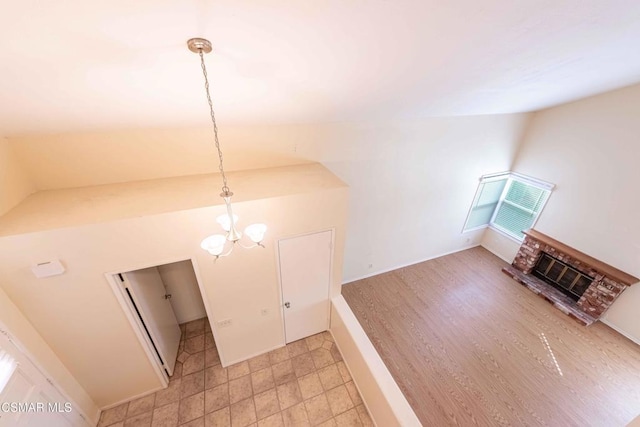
532, 253, 594, 301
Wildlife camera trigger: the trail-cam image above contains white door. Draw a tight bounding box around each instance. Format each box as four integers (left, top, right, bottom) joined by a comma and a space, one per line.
0, 328, 87, 427
122, 268, 181, 376
278, 230, 333, 343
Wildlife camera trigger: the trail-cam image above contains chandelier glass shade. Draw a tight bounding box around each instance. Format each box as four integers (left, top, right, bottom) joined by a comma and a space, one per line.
189, 38, 267, 259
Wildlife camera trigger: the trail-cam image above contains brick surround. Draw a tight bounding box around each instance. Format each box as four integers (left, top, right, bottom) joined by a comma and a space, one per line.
507, 230, 638, 323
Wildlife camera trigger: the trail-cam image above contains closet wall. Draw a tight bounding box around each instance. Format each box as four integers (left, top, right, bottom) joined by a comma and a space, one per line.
158, 261, 207, 324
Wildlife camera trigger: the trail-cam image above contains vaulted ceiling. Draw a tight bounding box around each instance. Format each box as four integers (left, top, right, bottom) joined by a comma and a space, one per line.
2, 0, 640, 136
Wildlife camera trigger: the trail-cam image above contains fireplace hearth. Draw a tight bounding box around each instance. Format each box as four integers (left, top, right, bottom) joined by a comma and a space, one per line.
502, 229, 639, 325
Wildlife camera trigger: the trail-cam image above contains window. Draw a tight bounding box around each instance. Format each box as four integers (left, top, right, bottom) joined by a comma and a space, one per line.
0, 347, 17, 393
463, 172, 554, 240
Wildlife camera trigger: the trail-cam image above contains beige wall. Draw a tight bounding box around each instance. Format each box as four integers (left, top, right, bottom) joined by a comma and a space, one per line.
9, 129, 307, 190
158, 261, 207, 324
0, 165, 348, 407
9, 114, 530, 282
0, 138, 35, 215
480, 228, 520, 263
0, 287, 99, 423
484, 83, 640, 343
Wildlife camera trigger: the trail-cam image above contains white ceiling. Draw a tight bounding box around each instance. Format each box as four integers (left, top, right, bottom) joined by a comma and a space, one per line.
1, 0, 640, 136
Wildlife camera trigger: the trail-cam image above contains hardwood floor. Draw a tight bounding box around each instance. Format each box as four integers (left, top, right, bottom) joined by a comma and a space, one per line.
342, 247, 640, 427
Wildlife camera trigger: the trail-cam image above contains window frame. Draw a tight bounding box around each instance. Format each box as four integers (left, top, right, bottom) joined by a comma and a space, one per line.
462, 171, 555, 241
461, 171, 510, 233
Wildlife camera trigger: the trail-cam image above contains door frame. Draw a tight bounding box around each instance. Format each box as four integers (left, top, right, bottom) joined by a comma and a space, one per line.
275, 228, 335, 344
106, 271, 170, 387
0, 319, 94, 427
104, 255, 225, 388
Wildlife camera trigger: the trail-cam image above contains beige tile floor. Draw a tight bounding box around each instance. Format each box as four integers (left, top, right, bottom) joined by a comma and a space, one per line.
98, 318, 373, 427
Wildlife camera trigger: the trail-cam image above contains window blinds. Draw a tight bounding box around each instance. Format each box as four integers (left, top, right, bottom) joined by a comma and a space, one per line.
492, 180, 550, 239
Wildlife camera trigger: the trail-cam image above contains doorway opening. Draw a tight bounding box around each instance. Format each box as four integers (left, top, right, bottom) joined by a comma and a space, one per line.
108, 259, 222, 386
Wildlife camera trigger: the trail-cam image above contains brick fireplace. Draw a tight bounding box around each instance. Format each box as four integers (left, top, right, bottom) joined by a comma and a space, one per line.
502, 229, 639, 325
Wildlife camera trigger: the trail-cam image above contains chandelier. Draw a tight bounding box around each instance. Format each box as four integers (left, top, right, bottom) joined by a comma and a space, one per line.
188, 38, 267, 258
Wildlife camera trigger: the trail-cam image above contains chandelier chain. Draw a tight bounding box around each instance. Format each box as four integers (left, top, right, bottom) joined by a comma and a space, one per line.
199, 50, 230, 195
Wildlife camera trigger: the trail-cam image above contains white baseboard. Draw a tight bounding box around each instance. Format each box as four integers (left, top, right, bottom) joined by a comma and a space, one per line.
481, 244, 513, 263
343, 244, 481, 284
222, 343, 285, 368
100, 385, 164, 410
600, 318, 640, 346
177, 313, 208, 324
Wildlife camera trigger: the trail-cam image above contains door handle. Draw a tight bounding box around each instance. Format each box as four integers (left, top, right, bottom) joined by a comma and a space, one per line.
164, 294, 172, 300
284, 302, 290, 308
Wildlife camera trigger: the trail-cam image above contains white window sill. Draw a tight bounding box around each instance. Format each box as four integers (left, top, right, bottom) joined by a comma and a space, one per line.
488, 225, 524, 243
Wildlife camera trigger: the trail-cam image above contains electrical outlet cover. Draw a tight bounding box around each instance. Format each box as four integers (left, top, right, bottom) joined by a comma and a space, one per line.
218, 319, 233, 327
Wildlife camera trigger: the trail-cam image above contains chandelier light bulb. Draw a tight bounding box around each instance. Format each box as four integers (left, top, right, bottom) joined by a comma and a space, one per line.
244, 223, 268, 244
200, 234, 227, 256
216, 214, 239, 232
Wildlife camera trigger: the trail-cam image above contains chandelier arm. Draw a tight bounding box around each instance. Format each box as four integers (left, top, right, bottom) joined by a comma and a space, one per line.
198, 49, 231, 196
237, 241, 265, 250
213, 245, 235, 261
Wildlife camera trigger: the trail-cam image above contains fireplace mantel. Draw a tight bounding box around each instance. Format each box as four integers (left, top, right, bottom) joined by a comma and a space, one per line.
503, 229, 638, 325
522, 230, 638, 286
